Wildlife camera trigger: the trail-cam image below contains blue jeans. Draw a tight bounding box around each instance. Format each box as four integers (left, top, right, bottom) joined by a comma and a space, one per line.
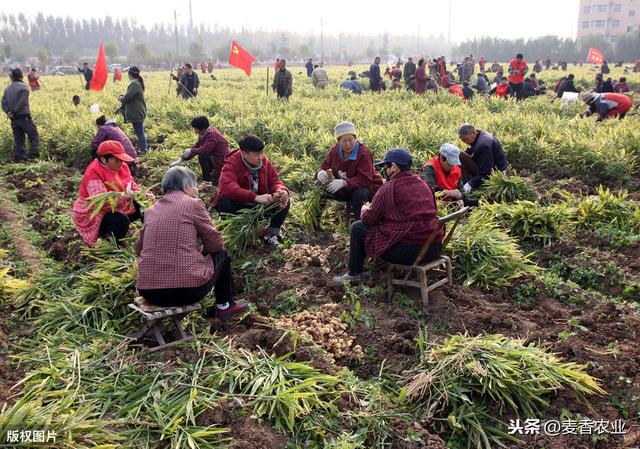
132, 122, 147, 152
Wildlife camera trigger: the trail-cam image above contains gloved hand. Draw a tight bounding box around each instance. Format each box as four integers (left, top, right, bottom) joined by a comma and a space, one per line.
182, 148, 192, 160
317, 170, 330, 185
463, 183, 472, 194
327, 179, 347, 194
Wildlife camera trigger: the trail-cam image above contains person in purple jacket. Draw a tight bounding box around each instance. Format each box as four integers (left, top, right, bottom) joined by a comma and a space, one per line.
91, 115, 137, 174
181, 116, 230, 184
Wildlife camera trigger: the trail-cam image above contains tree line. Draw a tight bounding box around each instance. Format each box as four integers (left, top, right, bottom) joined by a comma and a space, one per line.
1, 13, 638, 65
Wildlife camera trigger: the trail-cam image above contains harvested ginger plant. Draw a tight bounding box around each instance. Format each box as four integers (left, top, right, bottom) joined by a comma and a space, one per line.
271, 304, 364, 362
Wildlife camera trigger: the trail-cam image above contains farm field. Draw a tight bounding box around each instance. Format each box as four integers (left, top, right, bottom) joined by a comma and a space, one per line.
0, 66, 639, 449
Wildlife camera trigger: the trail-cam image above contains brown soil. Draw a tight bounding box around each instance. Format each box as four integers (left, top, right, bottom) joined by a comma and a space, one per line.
196, 399, 289, 449
0, 191, 42, 273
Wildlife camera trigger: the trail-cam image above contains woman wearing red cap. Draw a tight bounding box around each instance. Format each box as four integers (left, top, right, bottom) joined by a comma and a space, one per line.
73, 140, 141, 246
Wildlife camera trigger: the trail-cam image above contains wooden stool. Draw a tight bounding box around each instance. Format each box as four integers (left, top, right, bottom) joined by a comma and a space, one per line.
387, 207, 469, 311
128, 297, 201, 352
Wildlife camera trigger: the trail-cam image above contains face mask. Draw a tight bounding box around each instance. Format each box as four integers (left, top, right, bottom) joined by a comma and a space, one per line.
382, 165, 391, 180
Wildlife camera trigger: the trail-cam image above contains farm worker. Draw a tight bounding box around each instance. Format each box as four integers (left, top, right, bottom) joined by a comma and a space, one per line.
27, 68, 40, 91
580, 92, 633, 121
72, 95, 81, 106
491, 77, 512, 98
332, 148, 442, 284
207, 61, 214, 73
2, 68, 40, 162
200, 62, 207, 74
528, 73, 539, 90
420, 143, 478, 207
403, 57, 416, 84
77, 62, 93, 90
311, 64, 329, 89
272, 59, 293, 99
213, 134, 290, 247
415, 58, 427, 94
340, 71, 362, 94
601, 61, 610, 74
462, 81, 474, 100
369, 56, 383, 92
557, 74, 579, 98
601, 78, 615, 93
171, 65, 184, 96
119, 66, 147, 154
594, 74, 604, 93
181, 115, 230, 184
521, 78, 537, 99
474, 73, 489, 92
305, 58, 314, 77
425, 76, 439, 92
508, 53, 528, 100
448, 83, 464, 98
634, 59, 640, 72
113, 68, 122, 82
135, 166, 249, 319
614, 77, 630, 93
391, 65, 402, 80
490, 60, 501, 73
458, 124, 507, 194
72, 140, 142, 246
316, 122, 383, 220
479, 56, 486, 72
179, 63, 200, 99
92, 115, 137, 174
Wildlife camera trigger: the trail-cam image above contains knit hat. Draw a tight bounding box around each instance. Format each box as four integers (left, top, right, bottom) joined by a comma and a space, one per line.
97, 140, 135, 162
439, 143, 461, 165
334, 122, 356, 140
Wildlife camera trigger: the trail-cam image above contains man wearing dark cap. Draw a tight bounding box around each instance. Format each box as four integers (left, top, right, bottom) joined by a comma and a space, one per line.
333, 148, 442, 283
2, 68, 40, 162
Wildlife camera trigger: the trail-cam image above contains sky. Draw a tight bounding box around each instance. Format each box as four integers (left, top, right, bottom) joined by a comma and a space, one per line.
3, 0, 580, 42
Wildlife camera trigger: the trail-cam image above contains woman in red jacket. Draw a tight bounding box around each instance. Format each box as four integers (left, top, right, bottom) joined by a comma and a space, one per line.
316, 122, 383, 220
214, 134, 290, 246
415, 59, 427, 94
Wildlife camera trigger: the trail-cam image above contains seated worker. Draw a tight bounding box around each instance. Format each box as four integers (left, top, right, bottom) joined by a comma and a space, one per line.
181, 115, 230, 184
557, 74, 579, 98
214, 134, 290, 246
135, 166, 248, 319
580, 92, 633, 121
333, 148, 442, 283
490, 77, 511, 98
316, 122, 383, 220
458, 123, 507, 194
420, 143, 478, 207
73, 140, 142, 246
311, 64, 329, 89
613, 77, 630, 93
461, 81, 474, 100
91, 115, 137, 174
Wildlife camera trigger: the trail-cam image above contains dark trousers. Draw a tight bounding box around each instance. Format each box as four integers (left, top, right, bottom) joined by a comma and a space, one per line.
510, 82, 524, 100
99, 202, 142, 243
197, 154, 221, 184
132, 122, 147, 153
215, 196, 289, 234
325, 188, 371, 221
348, 221, 442, 275
11, 117, 39, 160
459, 152, 479, 185
139, 250, 234, 307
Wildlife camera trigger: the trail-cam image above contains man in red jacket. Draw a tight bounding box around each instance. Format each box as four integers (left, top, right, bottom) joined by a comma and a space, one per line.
214, 134, 290, 246
333, 148, 442, 283
508, 53, 528, 100
316, 122, 383, 220
182, 116, 230, 184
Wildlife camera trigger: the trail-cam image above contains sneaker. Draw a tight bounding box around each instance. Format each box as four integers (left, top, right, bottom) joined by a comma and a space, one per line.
263, 234, 281, 247
214, 300, 250, 321
332, 272, 363, 284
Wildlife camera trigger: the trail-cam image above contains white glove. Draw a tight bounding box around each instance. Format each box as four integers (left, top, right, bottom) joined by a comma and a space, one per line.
125, 181, 133, 194
463, 183, 472, 194
317, 170, 330, 185
182, 148, 192, 160
169, 158, 183, 167
327, 179, 347, 194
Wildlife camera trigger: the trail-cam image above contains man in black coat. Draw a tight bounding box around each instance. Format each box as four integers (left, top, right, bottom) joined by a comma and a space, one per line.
369, 56, 382, 92
403, 57, 416, 84
557, 74, 579, 98
77, 62, 93, 90
458, 123, 507, 194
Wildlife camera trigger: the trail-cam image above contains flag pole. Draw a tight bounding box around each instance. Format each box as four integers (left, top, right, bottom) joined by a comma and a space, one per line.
266, 67, 269, 96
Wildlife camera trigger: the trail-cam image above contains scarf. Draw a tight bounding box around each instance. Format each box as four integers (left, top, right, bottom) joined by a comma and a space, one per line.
241, 155, 263, 193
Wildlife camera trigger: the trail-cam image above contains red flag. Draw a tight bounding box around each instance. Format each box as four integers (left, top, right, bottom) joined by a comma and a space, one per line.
586, 48, 605, 65
90, 41, 108, 91
229, 41, 255, 76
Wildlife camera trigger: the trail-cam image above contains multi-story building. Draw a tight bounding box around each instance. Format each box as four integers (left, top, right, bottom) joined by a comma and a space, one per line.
577, 0, 640, 40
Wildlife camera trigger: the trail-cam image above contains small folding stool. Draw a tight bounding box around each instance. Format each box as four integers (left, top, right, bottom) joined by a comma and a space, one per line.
128, 297, 201, 352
